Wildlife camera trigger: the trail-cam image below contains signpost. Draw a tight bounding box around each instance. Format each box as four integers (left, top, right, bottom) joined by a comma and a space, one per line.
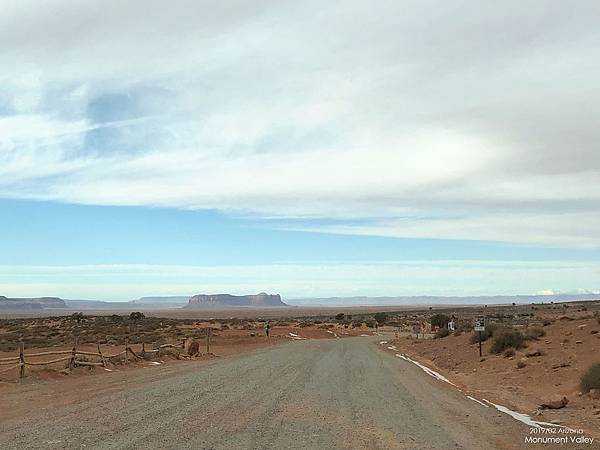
474, 317, 485, 357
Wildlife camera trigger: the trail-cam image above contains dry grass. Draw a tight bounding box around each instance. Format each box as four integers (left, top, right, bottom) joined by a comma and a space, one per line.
0, 314, 255, 351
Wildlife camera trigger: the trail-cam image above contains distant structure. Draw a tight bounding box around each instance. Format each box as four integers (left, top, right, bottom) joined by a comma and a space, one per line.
185, 292, 288, 308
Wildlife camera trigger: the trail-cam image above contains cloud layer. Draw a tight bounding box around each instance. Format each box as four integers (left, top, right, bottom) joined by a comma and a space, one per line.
2, 1, 600, 247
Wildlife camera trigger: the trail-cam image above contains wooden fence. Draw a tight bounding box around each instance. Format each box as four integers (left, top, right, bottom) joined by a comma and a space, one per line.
0, 339, 179, 381
0, 327, 214, 381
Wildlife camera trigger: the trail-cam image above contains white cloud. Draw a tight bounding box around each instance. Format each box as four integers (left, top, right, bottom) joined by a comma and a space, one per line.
1, 1, 600, 247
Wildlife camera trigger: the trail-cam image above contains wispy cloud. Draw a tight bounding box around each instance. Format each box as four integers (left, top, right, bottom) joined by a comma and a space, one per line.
1, 1, 600, 247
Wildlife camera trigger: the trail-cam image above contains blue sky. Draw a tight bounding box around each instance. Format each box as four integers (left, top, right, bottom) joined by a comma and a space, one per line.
5, 199, 600, 267
1, 1, 600, 300
1, 199, 599, 300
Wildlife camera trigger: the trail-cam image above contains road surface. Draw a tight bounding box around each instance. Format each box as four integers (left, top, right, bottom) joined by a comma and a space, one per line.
0, 337, 557, 449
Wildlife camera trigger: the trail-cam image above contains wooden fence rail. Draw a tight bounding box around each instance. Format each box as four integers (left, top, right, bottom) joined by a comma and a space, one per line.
23, 350, 72, 357
25, 356, 72, 366
0, 357, 20, 365
0, 364, 20, 375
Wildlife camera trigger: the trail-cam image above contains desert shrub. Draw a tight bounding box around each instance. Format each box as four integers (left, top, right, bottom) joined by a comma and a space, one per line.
491, 331, 524, 354
365, 320, 377, 328
352, 320, 364, 328
458, 321, 473, 332
580, 363, 600, 393
335, 313, 345, 321
430, 314, 450, 328
469, 323, 499, 344
524, 327, 545, 340
70, 312, 85, 322
503, 348, 515, 357
542, 318, 554, 326
453, 329, 462, 336
435, 327, 450, 339
374, 312, 388, 325
129, 311, 145, 322
595, 312, 600, 325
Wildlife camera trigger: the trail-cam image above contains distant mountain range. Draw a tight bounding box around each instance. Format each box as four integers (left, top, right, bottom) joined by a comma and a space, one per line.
133, 296, 190, 304
287, 293, 600, 306
65, 297, 189, 309
1, 293, 598, 312
185, 293, 288, 308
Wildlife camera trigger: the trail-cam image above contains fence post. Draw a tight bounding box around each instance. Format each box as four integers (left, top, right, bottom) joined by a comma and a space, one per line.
141, 341, 146, 358
19, 339, 25, 379
70, 337, 77, 371
97, 343, 106, 368
206, 327, 211, 354
124, 338, 129, 364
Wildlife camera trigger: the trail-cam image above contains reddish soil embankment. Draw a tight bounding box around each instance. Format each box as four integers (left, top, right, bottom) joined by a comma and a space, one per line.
385, 312, 600, 437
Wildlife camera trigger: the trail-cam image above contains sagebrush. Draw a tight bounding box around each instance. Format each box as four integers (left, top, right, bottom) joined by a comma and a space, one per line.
491, 331, 525, 353
580, 363, 600, 393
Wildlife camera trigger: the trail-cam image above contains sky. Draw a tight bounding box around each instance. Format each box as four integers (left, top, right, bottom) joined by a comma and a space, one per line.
1, 1, 599, 301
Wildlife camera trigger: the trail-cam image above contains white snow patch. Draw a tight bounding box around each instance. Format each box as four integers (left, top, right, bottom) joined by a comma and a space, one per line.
378, 341, 388, 344
467, 395, 489, 408
288, 332, 306, 340
391, 351, 568, 430
481, 399, 565, 429
387, 345, 397, 350
103, 368, 113, 372
327, 330, 334, 334
149, 361, 162, 365
360, 334, 370, 337
395, 353, 456, 386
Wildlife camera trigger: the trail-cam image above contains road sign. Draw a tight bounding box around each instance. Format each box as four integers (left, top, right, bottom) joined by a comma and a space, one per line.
474, 318, 485, 332
474, 317, 485, 357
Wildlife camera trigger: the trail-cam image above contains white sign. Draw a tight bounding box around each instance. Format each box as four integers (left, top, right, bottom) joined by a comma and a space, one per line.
448, 321, 455, 331
474, 317, 485, 332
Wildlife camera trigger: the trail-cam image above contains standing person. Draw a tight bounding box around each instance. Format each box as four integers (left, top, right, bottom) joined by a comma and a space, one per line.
264, 321, 270, 337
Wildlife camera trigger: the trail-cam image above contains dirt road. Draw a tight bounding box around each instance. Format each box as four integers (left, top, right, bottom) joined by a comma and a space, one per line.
0, 337, 575, 449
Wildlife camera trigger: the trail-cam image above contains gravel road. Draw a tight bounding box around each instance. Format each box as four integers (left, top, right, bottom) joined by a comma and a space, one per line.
0, 337, 552, 449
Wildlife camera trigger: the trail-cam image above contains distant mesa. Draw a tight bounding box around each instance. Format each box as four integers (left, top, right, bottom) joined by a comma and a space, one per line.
185, 292, 288, 308
0, 296, 67, 310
